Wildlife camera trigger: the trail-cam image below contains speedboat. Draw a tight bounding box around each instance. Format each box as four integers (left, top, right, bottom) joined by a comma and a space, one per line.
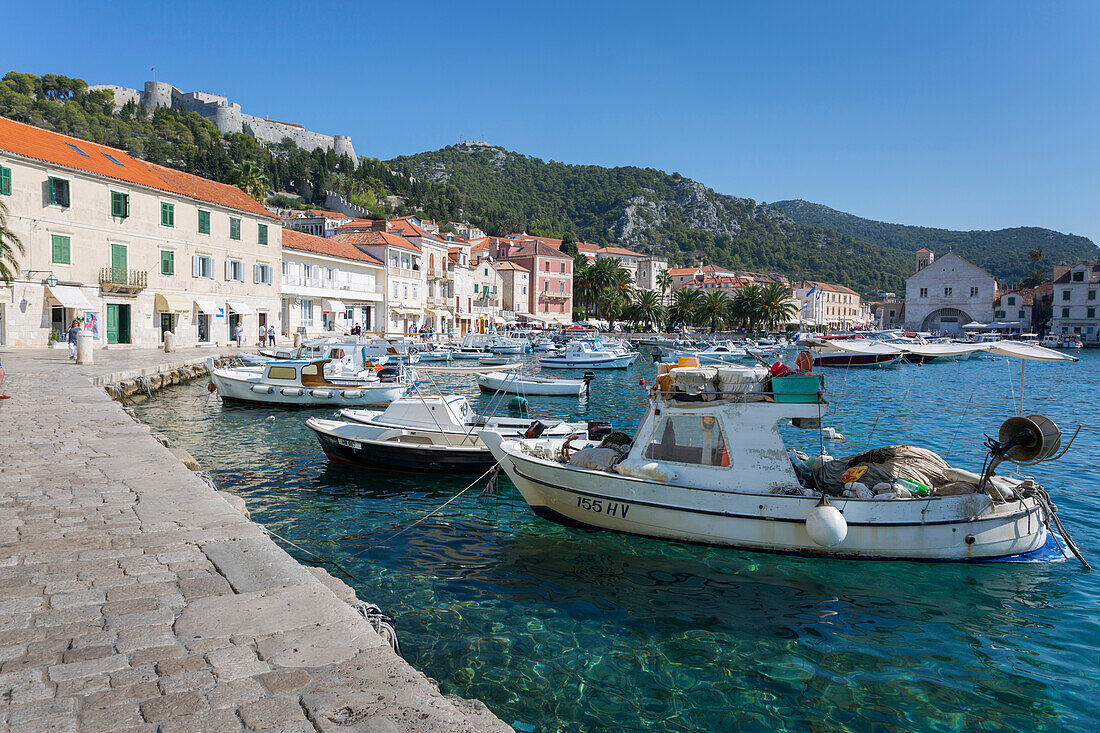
655, 340, 748, 364
209, 358, 412, 406
539, 340, 638, 369
306, 395, 598, 472
476, 371, 592, 397
482, 345, 1082, 560
801, 338, 903, 367
1057, 334, 1083, 350
413, 345, 453, 362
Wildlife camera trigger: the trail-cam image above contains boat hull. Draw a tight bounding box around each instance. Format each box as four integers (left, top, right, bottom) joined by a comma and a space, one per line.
809, 352, 903, 367
476, 372, 585, 396
312, 427, 495, 472
211, 371, 407, 406
539, 354, 636, 369
489, 442, 1048, 560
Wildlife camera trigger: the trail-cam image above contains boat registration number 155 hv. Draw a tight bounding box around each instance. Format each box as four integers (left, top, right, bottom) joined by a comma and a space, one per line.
577, 496, 631, 519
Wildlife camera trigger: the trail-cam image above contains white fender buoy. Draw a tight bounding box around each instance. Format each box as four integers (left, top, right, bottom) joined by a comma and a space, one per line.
805, 498, 848, 547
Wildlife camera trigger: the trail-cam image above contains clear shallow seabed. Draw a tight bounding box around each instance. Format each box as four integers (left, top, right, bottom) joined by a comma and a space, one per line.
136, 350, 1100, 732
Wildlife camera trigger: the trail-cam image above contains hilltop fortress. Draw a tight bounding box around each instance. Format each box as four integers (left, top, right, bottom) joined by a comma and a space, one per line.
90, 80, 356, 159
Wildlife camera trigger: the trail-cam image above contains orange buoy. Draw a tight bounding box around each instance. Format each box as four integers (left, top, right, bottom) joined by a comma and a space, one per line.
639, 377, 645, 386
795, 351, 813, 372
207, 382, 217, 392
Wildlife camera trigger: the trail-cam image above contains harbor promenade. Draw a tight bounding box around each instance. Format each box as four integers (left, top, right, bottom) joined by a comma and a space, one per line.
0, 348, 509, 732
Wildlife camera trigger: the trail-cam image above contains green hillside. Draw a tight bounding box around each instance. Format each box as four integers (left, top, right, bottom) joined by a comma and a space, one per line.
769, 199, 1096, 284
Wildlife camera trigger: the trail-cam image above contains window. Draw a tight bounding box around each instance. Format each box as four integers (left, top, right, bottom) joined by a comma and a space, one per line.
1072, 271, 1084, 282
1063, 290, 1071, 301
0, 166, 10, 195
919, 288, 928, 297
403, 285, 408, 299
1089, 308, 1096, 319
51, 234, 71, 264
198, 210, 211, 234
970, 287, 979, 297
473, 284, 479, 294
258, 224, 268, 245
225, 259, 245, 282
267, 366, 298, 381
944, 287, 952, 297
1062, 308, 1070, 318
230, 217, 241, 240
995, 310, 1005, 318
160, 250, 174, 276
492, 285, 497, 294
560, 262, 566, 273
253, 263, 274, 285
192, 254, 215, 279
645, 415, 729, 466
1089, 291, 1097, 301
412, 286, 417, 299
66, 142, 90, 157
1007, 296, 1016, 305
392, 283, 398, 298
159, 202, 174, 227
48, 177, 70, 207
522, 286, 527, 295
300, 300, 314, 324
1019, 310, 1026, 319
102, 152, 125, 167
111, 191, 129, 219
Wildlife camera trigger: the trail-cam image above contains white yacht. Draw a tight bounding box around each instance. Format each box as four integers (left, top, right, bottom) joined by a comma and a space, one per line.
539, 340, 638, 369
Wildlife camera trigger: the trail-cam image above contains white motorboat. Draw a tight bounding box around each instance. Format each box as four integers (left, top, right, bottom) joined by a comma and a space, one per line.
482, 344, 1082, 561
801, 338, 904, 367
413, 345, 453, 362
655, 340, 748, 364
310, 395, 597, 472
539, 340, 638, 369
209, 358, 411, 406
476, 371, 590, 397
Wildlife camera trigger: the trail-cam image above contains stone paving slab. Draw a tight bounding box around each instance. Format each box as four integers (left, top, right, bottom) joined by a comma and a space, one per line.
0, 347, 511, 732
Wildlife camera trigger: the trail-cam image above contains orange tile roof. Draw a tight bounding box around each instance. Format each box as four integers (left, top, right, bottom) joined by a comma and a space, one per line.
334, 219, 376, 230
598, 245, 642, 257
802, 280, 859, 295
0, 116, 276, 220
304, 209, 352, 219
916, 248, 933, 254
331, 230, 421, 252
282, 228, 383, 265
668, 267, 698, 276
576, 242, 600, 253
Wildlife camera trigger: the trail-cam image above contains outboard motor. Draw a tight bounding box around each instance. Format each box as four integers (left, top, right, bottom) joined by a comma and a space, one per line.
524, 420, 547, 439
651, 346, 663, 363
582, 371, 596, 395
587, 420, 614, 440
377, 366, 401, 383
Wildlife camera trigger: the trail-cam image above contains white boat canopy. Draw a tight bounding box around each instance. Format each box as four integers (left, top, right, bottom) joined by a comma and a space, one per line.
892, 343, 985, 358
46, 284, 94, 310
226, 300, 254, 315
962, 321, 987, 329
806, 338, 902, 355
985, 340, 1078, 362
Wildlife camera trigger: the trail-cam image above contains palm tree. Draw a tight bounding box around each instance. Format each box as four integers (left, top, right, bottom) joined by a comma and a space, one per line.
572, 261, 596, 318
0, 199, 25, 284
668, 288, 703, 330
758, 282, 797, 332
656, 269, 673, 303
598, 289, 626, 326
1029, 249, 1043, 264
630, 289, 666, 331
699, 290, 730, 333
228, 161, 271, 202
729, 284, 764, 331
589, 257, 632, 322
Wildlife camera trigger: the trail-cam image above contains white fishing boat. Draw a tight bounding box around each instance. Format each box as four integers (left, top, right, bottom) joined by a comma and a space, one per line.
476, 371, 590, 397
209, 359, 411, 406
482, 343, 1083, 561
539, 340, 638, 369
309, 395, 598, 472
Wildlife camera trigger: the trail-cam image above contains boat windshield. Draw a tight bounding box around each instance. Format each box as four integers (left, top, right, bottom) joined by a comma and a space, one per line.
644, 414, 729, 467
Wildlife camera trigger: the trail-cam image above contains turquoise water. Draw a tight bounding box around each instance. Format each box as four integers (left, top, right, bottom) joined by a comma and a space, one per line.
135, 350, 1100, 732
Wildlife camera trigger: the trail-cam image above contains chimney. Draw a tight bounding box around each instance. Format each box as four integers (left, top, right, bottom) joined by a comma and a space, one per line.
370, 219, 387, 232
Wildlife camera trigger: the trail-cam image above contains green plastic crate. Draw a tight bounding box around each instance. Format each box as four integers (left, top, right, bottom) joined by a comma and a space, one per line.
771, 375, 822, 403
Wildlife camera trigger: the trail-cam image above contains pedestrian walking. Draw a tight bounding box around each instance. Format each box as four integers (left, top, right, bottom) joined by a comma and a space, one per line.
0, 355, 9, 399
67, 319, 81, 361
234, 322, 244, 348
267, 326, 276, 347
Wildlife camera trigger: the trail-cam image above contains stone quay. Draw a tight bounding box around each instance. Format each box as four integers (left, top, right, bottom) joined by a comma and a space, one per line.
0, 347, 509, 732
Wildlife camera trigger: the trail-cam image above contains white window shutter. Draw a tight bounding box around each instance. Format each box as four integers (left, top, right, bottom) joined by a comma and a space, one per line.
225, 260, 232, 280
254, 263, 260, 284
192, 255, 201, 278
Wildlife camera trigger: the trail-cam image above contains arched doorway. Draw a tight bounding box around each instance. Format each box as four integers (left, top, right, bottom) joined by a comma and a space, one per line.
920, 308, 972, 334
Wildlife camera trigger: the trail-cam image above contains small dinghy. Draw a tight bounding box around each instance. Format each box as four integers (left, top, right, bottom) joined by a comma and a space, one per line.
307, 395, 601, 472
476, 371, 592, 397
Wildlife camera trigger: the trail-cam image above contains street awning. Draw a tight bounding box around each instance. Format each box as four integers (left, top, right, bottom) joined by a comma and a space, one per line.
46, 284, 94, 310
433, 309, 450, 321
390, 305, 419, 315
195, 299, 220, 314
155, 292, 191, 313
226, 300, 254, 315
322, 299, 346, 313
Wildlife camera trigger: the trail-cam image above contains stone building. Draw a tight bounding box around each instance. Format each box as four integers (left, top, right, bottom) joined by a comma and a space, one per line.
992, 288, 1035, 334
89, 80, 356, 159
489, 238, 572, 325
279, 229, 384, 338
470, 259, 505, 330
330, 227, 425, 336
903, 251, 997, 334
794, 282, 862, 330
496, 261, 530, 320
1048, 260, 1100, 343
0, 117, 280, 348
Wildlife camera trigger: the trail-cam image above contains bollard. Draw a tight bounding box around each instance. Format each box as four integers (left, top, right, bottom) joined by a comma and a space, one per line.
293, 332, 302, 348
163, 330, 176, 353
76, 333, 94, 365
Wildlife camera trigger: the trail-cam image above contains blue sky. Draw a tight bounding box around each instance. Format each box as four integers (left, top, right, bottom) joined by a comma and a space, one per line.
7, 1, 1099, 242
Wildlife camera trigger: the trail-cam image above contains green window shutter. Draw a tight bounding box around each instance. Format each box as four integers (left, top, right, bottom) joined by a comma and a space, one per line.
0, 166, 10, 195
198, 210, 210, 234
160, 250, 174, 276
161, 202, 174, 227
258, 224, 268, 245
111, 191, 129, 218
51, 234, 71, 264
230, 218, 241, 240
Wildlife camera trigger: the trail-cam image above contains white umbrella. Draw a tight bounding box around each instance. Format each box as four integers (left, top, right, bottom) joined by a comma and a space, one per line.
962, 321, 987, 330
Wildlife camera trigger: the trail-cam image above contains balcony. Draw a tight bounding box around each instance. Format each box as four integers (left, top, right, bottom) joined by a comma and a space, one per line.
427, 295, 450, 308
539, 291, 570, 301
100, 268, 147, 295
427, 266, 448, 281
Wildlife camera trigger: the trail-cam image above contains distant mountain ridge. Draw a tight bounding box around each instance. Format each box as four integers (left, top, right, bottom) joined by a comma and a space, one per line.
768, 199, 1097, 284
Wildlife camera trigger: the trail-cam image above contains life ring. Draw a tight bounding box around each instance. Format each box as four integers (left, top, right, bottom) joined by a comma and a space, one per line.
560, 432, 580, 462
